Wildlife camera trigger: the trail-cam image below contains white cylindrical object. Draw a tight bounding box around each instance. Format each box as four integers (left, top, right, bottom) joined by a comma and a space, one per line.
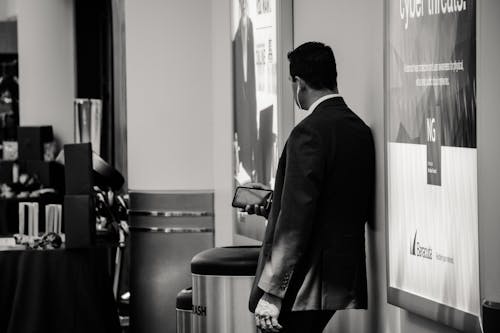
74, 98, 102, 155
32, 203, 39, 237
90, 99, 102, 155
19, 202, 27, 235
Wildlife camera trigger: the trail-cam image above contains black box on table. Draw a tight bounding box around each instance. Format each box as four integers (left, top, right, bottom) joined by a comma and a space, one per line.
64, 194, 95, 248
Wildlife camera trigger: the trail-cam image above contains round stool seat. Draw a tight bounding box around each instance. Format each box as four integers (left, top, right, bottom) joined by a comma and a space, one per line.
191, 246, 261, 276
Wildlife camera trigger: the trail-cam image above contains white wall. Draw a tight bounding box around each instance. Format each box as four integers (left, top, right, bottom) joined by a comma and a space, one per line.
16, 0, 75, 145
125, 0, 214, 191
211, 0, 234, 246
0, 0, 17, 21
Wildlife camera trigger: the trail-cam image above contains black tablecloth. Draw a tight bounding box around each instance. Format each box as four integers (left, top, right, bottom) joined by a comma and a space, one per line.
0, 248, 120, 333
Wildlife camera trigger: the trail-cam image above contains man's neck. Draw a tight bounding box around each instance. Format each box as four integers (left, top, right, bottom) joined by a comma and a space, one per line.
306, 89, 339, 109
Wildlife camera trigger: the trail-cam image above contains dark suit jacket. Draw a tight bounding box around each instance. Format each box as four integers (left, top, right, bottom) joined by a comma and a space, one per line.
249, 97, 374, 312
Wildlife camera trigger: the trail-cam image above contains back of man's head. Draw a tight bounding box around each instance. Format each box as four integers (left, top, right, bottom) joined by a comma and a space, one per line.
288, 42, 337, 91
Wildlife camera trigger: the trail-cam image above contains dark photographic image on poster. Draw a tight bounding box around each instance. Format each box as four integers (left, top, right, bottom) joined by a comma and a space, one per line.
233, 0, 258, 184
390, 0, 476, 148
232, 0, 278, 188
231, 0, 282, 241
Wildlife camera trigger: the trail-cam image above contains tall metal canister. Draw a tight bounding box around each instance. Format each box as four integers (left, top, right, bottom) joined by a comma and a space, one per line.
191, 246, 260, 333
176, 287, 193, 333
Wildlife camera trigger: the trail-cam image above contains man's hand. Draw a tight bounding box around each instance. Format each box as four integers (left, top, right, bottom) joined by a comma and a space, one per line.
254, 293, 283, 332
242, 182, 272, 219
244, 203, 270, 218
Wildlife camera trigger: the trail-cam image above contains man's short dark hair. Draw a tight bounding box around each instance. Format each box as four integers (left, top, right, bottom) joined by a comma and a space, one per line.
287, 42, 337, 91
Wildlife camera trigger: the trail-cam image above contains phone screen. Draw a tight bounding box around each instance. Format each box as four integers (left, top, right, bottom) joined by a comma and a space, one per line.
232, 187, 273, 209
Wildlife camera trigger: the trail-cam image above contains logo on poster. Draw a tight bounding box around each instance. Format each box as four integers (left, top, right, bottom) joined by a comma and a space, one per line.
426, 118, 436, 142
410, 231, 433, 260
426, 107, 441, 186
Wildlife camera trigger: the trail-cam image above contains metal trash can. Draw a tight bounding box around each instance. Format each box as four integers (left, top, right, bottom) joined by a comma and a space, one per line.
483, 300, 500, 333
176, 288, 193, 333
191, 246, 260, 333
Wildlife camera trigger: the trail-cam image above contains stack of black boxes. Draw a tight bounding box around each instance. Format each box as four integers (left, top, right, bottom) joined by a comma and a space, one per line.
63, 143, 96, 248
0, 126, 64, 235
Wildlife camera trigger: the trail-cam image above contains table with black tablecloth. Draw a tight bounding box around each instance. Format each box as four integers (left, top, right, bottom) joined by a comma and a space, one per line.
0, 247, 120, 333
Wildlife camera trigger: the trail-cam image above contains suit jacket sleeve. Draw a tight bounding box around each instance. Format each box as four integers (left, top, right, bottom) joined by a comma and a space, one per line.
258, 123, 328, 298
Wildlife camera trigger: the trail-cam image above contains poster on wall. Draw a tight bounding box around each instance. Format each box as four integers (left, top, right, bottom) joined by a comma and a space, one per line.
231, 0, 278, 188
387, 0, 479, 324
231, 0, 279, 238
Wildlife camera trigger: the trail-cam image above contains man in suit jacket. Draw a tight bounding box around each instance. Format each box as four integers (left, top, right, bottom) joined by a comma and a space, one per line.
246, 42, 375, 333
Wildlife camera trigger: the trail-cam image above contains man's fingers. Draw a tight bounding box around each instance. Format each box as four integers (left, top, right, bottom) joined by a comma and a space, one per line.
265, 317, 274, 331
255, 315, 281, 333
271, 316, 283, 330
244, 204, 269, 218
254, 204, 264, 216
247, 204, 268, 218
255, 315, 261, 329
260, 317, 268, 331
245, 204, 254, 214
267, 317, 281, 332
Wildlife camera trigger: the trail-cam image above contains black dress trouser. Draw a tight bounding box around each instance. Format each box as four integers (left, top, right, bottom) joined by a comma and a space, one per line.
277, 310, 335, 333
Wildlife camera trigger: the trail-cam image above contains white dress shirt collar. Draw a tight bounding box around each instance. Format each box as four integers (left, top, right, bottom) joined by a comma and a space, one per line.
308, 93, 341, 113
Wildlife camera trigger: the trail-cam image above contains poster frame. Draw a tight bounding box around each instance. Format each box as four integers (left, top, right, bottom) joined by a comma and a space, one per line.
383, 1, 481, 331
232, 0, 294, 242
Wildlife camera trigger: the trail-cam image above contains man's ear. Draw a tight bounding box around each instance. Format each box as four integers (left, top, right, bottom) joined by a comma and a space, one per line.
295, 76, 307, 91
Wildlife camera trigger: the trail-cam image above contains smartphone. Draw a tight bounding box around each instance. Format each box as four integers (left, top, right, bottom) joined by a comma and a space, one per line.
231, 186, 273, 210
